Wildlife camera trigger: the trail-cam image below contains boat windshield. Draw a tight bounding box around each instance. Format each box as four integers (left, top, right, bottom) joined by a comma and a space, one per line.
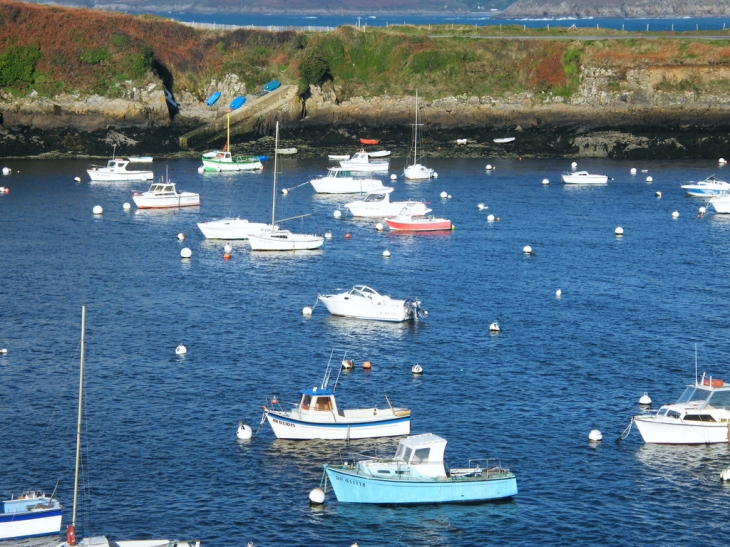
707, 390, 730, 410
363, 193, 385, 203
676, 387, 711, 405
395, 445, 411, 461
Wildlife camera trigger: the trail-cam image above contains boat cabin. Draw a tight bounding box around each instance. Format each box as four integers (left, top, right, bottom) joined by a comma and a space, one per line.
146, 183, 178, 196
658, 378, 730, 422
299, 386, 338, 413
2, 491, 57, 514
358, 433, 448, 479
346, 285, 386, 304
361, 189, 394, 203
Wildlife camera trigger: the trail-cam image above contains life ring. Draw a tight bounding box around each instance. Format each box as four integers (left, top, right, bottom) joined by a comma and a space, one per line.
66, 524, 76, 546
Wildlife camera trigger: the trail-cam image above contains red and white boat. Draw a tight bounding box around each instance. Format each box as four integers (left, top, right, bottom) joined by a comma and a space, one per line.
385, 207, 452, 232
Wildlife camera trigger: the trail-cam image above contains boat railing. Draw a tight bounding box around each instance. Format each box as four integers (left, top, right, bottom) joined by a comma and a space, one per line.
449, 458, 510, 479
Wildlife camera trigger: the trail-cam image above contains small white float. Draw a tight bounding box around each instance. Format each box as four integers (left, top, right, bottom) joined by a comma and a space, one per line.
309, 488, 325, 504
334, 210, 342, 219
93, 205, 103, 215
324, 230, 332, 239
646, 176, 653, 182
588, 429, 603, 442
0, 348, 7, 355
177, 233, 185, 241
341, 359, 354, 370
477, 203, 486, 210
224, 244, 232, 253
382, 249, 391, 258
197, 166, 204, 174
236, 422, 253, 440
542, 178, 549, 185
2, 167, 11, 175
486, 164, 493, 170
74, 176, 81, 182
655, 191, 662, 198
721, 466, 730, 482
639, 392, 652, 405
411, 364, 423, 375
123, 202, 131, 210
302, 306, 313, 317
630, 168, 637, 174
487, 214, 495, 222
523, 245, 533, 254
375, 222, 384, 232
175, 344, 187, 355
180, 247, 192, 258
615, 227, 624, 236
671, 211, 680, 219
440, 191, 447, 198
556, 288, 562, 298
489, 321, 500, 332
281, 188, 288, 195
390, 174, 397, 181
699, 206, 707, 215
571, 162, 578, 168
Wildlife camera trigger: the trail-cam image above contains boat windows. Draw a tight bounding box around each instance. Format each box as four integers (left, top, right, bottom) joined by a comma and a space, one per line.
683, 414, 717, 422
377, 470, 391, 474
707, 391, 730, 410
411, 447, 430, 464
300, 394, 312, 410
676, 387, 711, 405
314, 396, 333, 411
396, 445, 412, 462
363, 194, 385, 202
666, 410, 682, 419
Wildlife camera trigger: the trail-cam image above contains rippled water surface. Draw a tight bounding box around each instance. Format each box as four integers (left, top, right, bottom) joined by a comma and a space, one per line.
2, 156, 730, 546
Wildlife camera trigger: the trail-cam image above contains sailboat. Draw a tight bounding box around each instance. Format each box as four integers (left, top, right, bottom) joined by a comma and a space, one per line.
200, 114, 263, 172
403, 91, 437, 181
59, 306, 201, 547
248, 122, 324, 251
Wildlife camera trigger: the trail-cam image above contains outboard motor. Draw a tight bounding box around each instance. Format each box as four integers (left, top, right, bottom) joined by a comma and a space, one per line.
410, 299, 427, 321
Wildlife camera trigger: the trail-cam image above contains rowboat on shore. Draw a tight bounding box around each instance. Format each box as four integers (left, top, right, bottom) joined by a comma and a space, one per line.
360, 138, 380, 145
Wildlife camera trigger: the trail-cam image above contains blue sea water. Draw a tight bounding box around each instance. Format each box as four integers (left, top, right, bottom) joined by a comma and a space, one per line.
2, 154, 730, 547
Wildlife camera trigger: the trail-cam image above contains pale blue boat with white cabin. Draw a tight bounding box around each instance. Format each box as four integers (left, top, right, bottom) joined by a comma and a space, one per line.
322, 433, 517, 504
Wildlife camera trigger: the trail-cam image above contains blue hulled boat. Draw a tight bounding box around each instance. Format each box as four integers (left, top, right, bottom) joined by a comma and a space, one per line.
0, 491, 62, 540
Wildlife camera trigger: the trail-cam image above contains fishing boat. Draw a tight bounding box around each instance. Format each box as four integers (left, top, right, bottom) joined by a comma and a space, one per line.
359, 138, 379, 145
260, 355, 411, 440
0, 490, 62, 540
404, 91, 436, 181
205, 91, 221, 106
561, 171, 609, 184
87, 147, 153, 182
248, 122, 324, 251
132, 171, 199, 209
339, 151, 390, 173
632, 372, 730, 444
201, 114, 264, 172
59, 306, 202, 547
197, 218, 274, 240
317, 285, 426, 322
385, 206, 452, 232
309, 168, 386, 194
343, 187, 429, 218
681, 174, 730, 197
322, 433, 518, 504
328, 154, 350, 161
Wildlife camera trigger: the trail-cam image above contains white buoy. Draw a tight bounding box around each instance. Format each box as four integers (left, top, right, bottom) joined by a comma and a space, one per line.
646, 176, 653, 182
542, 178, 549, 185
433, 172, 438, 178
2, 167, 11, 175
588, 429, 603, 442
177, 233, 185, 241
309, 488, 325, 504
655, 191, 662, 197
324, 230, 332, 239
224, 244, 232, 253
302, 306, 313, 317
74, 176, 81, 182
615, 227, 624, 236
556, 288, 562, 298
477, 203, 486, 210
412, 364, 423, 375
341, 359, 354, 370
487, 214, 495, 222
672, 211, 680, 219
720, 466, 730, 482
489, 321, 500, 332
92, 205, 103, 215
281, 188, 288, 195
236, 422, 253, 440
639, 392, 652, 405
390, 174, 397, 180
175, 344, 187, 355
0, 348, 7, 355
523, 245, 533, 254
123, 202, 131, 210
486, 164, 492, 170
197, 166, 204, 174
333, 210, 342, 219
375, 222, 384, 232
630, 168, 637, 174
180, 247, 192, 258
382, 249, 391, 258
447, 194, 452, 199
699, 206, 707, 215
720, 158, 726, 164
440, 191, 448, 198
571, 162, 578, 168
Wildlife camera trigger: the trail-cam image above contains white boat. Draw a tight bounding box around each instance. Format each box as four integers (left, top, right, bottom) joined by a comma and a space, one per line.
493, 137, 515, 143
404, 91, 436, 180
561, 171, 609, 184
318, 285, 426, 322
197, 218, 274, 240
127, 156, 153, 163
201, 114, 264, 172
710, 192, 730, 213
633, 372, 730, 444
343, 187, 429, 218
322, 433, 518, 504
309, 168, 386, 194
339, 151, 390, 172
328, 154, 350, 161
368, 150, 391, 158
0, 490, 62, 540
276, 148, 298, 155
58, 306, 202, 547
260, 357, 411, 440
248, 122, 324, 251
682, 174, 730, 197
132, 173, 200, 209
87, 158, 153, 182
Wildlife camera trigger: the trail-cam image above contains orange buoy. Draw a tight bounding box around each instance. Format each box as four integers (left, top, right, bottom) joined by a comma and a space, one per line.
345, 233, 351, 239
362, 361, 372, 370
271, 398, 278, 405
66, 525, 76, 546
223, 253, 231, 260
497, 217, 501, 222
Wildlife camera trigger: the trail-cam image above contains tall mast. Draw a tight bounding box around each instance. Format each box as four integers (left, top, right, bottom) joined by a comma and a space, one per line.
71, 305, 86, 535
414, 91, 419, 163
226, 114, 230, 152
271, 122, 279, 226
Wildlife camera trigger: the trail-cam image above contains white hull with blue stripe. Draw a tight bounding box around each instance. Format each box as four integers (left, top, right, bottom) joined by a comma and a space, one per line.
321, 433, 517, 504
682, 174, 729, 197
0, 491, 62, 540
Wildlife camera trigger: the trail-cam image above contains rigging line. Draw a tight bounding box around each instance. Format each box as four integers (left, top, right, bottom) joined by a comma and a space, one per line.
617, 417, 634, 443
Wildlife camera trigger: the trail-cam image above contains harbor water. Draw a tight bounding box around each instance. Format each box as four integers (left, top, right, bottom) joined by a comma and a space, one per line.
1, 155, 730, 546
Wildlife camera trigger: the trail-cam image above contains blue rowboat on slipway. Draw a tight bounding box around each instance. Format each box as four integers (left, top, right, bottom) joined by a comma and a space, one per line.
322, 433, 517, 504
262, 80, 281, 93
205, 91, 221, 106
229, 96, 246, 110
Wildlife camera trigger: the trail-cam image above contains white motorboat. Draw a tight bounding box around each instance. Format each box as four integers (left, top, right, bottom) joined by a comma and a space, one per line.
328, 154, 350, 161
260, 356, 411, 440
339, 151, 390, 172
132, 173, 200, 209
368, 150, 392, 158
0, 490, 62, 540
309, 168, 386, 194
404, 91, 436, 180
127, 156, 153, 163
318, 285, 426, 322
248, 122, 324, 251
561, 171, 609, 184
323, 433, 517, 504
343, 187, 429, 218
276, 147, 298, 155
493, 137, 515, 143
632, 373, 730, 444
682, 174, 730, 197
201, 114, 264, 172
87, 158, 153, 182
197, 218, 274, 239
710, 192, 730, 213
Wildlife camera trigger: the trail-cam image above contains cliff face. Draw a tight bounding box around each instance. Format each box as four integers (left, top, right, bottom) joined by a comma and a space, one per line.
501, 0, 730, 19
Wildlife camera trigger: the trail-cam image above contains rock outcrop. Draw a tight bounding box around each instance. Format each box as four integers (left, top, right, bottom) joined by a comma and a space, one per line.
501, 0, 730, 19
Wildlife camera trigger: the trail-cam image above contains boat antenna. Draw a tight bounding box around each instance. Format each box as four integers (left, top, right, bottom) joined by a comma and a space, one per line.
69, 304, 86, 546
694, 343, 698, 385
322, 349, 334, 389
112, 144, 116, 160
332, 351, 344, 393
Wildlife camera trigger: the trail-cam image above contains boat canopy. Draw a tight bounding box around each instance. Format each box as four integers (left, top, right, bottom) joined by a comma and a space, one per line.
301, 386, 334, 397
393, 433, 448, 477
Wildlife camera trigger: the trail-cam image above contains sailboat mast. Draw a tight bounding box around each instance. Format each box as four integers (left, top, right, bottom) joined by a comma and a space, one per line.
271, 122, 279, 226
414, 90, 419, 163
71, 305, 85, 529
226, 114, 230, 152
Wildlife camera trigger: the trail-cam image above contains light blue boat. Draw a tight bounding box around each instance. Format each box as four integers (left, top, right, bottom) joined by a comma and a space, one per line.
205, 91, 221, 107
229, 96, 246, 110
322, 433, 517, 504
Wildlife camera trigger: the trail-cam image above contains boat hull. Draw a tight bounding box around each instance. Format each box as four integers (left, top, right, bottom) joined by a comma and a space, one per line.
385, 218, 451, 231
561, 173, 608, 184
710, 195, 730, 213
197, 219, 272, 239
681, 186, 727, 197
0, 508, 62, 540
310, 178, 386, 194
201, 158, 263, 172
404, 164, 435, 180
133, 194, 200, 209
324, 465, 517, 504
248, 231, 324, 251
319, 296, 411, 321
87, 169, 153, 182
634, 416, 730, 444
265, 411, 410, 440
345, 201, 429, 218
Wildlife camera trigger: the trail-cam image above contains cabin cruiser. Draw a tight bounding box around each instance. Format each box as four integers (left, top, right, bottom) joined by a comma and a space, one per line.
339, 151, 390, 172
681, 174, 730, 197
344, 187, 429, 218
318, 285, 426, 322
132, 179, 200, 209
561, 171, 609, 184
309, 168, 386, 194
87, 158, 153, 182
